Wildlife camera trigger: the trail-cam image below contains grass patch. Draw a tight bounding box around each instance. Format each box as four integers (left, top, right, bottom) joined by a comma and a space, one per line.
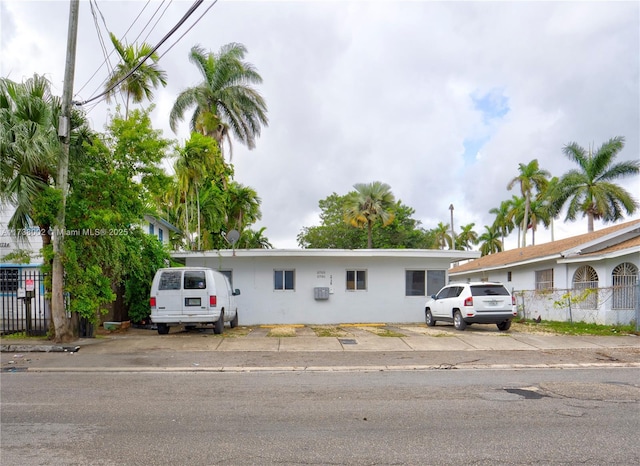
222, 326, 252, 338
311, 326, 350, 337
267, 326, 297, 337
517, 319, 638, 336
1, 332, 48, 340
361, 326, 406, 337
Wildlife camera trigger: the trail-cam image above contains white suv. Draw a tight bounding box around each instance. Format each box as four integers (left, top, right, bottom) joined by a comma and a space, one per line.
425, 282, 517, 331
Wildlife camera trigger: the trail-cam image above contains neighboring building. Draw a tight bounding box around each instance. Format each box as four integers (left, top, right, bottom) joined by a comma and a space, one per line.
448, 220, 640, 325
143, 215, 181, 246
172, 248, 480, 325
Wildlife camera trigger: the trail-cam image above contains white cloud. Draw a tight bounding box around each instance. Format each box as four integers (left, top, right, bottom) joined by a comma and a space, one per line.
2, 0, 638, 249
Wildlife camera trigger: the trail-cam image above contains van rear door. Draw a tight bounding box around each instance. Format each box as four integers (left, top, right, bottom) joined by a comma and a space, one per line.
182, 270, 210, 317
155, 270, 183, 316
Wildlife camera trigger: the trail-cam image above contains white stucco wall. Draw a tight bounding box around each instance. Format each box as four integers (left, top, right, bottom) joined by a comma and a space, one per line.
178, 250, 473, 325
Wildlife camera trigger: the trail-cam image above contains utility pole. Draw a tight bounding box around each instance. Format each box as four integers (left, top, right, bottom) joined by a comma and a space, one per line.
51, 0, 79, 343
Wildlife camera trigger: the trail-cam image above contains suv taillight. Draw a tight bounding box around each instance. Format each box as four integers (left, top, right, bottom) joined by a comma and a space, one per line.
464, 297, 473, 306
150, 297, 156, 308
210, 295, 217, 307
512, 295, 516, 305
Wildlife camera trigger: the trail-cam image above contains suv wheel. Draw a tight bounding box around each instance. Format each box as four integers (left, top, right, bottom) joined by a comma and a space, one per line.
497, 320, 512, 331
425, 309, 436, 327
453, 311, 467, 331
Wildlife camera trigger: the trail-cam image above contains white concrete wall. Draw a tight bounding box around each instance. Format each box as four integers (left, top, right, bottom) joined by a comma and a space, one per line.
1, 203, 43, 260
184, 255, 450, 325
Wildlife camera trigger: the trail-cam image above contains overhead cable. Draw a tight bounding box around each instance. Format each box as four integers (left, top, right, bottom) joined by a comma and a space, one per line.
76, 0, 204, 106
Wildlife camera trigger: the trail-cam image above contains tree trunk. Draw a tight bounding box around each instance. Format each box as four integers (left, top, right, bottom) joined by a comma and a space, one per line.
588, 213, 594, 232
367, 222, 373, 248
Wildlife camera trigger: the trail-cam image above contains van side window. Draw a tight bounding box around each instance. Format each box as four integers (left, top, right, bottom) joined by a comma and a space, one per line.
184, 271, 206, 289
158, 271, 181, 290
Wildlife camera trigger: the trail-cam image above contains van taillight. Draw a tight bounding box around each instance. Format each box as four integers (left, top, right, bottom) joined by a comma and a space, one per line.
150, 297, 156, 308
464, 297, 473, 306
210, 295, 217, 307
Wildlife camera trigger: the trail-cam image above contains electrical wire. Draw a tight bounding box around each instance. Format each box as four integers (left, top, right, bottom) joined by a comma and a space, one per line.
158, 0, 219, 61
77, 0, 205, 107
75, 0, 152, 99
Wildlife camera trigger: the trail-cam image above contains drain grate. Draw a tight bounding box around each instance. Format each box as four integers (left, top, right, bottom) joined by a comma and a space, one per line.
339, 338, 357, 345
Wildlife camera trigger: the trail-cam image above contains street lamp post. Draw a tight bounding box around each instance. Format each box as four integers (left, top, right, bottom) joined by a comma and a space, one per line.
449, 204, 455, 250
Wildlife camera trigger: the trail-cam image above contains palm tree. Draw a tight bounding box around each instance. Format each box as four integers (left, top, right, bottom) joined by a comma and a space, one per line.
507, 159, 550, 247
173, 133, 224, 249
478, 225, 503, 256
239, 227, 272, 249
553, 136, 639, 232
456, 223, 478, 250
104, 33, 167, 119
223, 181, 262, 234
506, 195, 526, 248
169, 43, 268, 158
526, 197, 551, 246
489, 200, 515, 250
432, 222, 452, 250
343, 182, 396, 248
1, 75, 58, 240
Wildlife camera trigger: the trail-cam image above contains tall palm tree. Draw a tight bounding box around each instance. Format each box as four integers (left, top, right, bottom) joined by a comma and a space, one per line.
169, 43, 268, 158
507, 159, 550, 247
173, 133, 224, 249
478, 225, 503, 256
343, 182, 396, 248
506, 195, 526, 248
489, 200, 515, 250
104, 33, 167, 118
553, 136, 639, 232
526, 197, 551, 246
432, 222, 452, 250
456, 223, 478, 250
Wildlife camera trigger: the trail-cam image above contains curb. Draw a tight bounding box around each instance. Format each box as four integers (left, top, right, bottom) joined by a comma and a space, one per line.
0, 345, 80, 353
4, 362, 640, 373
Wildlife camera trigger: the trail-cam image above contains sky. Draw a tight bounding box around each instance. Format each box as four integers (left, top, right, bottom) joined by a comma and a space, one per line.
1, 0, 639, 249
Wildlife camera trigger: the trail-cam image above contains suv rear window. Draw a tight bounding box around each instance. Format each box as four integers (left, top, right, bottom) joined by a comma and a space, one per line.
470, 285, 509, 296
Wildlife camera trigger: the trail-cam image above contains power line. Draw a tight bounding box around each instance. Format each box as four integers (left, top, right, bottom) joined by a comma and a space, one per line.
158, 0, 219, 61
75, 0, 153, 99
76, 0, 205, 107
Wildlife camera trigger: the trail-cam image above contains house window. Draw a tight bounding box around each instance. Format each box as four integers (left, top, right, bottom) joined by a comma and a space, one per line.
612, 263, 638, 310
507, 271, 512, 282
405, 270, 425, 296
0, 268, 19, 292
158, 228, 163, 242
149, 223, 155, 235
346, 270, 366, 290
274, 270, 295, 290
535, 269, 554, 290
220, 270, 233, 288
572, 265, 598, 309
427, 270, 446, 296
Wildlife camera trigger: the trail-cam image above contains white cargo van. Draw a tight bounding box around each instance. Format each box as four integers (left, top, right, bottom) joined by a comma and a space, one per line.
150, 267, 240, 335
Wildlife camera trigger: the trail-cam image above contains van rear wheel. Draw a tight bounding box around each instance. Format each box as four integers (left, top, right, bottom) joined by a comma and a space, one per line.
157, 323, 169, 335
214, 312, 224, 335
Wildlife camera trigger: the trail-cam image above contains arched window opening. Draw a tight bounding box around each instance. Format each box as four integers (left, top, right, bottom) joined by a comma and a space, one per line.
612, 263, 638, 310
572, 265, 599, 309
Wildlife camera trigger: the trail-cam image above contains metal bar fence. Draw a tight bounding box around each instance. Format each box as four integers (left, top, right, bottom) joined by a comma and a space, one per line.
514, 284, 638, 326
0, 271, 49, 336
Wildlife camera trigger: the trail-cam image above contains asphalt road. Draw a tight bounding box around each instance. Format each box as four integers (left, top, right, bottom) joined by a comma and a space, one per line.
1, 367, 639, 465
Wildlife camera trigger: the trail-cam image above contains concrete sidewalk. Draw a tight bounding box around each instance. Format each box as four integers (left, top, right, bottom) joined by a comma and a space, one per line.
2, 323, 639, 354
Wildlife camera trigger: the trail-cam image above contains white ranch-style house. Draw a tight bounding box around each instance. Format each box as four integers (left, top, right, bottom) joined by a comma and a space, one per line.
448, 220, 640, 326
172, 249, 480, 325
